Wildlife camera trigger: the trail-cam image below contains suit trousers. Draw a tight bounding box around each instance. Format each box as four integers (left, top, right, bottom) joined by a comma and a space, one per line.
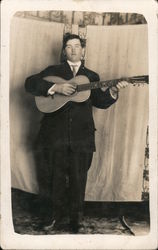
36, 147, 93, 222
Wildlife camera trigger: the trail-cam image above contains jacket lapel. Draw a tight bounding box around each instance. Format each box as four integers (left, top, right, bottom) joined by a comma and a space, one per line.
62, 61, 73, 79
62, 61, 86, 79
76, 62, 86, 76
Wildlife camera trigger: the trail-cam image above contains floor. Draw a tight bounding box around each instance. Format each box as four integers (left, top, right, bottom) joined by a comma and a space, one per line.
11, 188, 150, 235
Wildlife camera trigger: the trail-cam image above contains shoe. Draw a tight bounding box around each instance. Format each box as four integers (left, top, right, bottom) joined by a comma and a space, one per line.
43, 217, 68, 231
69, 211, 84, 233
69, 223, 79, 233
69, 219, 80, 234
33, 218, 57, 231
43, 219, 56, 231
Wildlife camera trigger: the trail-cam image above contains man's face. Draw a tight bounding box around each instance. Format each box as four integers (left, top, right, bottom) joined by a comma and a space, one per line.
64, 38, 84, 63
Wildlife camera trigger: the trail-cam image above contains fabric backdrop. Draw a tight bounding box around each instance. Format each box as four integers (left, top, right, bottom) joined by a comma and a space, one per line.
10, 17, 148, 201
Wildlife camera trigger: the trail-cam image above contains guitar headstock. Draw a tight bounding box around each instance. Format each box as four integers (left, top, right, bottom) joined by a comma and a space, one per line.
124, 75, 149, 86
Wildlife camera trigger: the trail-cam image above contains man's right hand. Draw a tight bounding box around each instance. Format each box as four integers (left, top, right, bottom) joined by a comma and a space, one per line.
53, 83, 76, 96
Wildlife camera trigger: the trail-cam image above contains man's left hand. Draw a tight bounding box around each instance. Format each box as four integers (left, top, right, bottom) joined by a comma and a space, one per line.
116, 80, 129, 90
109, 80, 129, 99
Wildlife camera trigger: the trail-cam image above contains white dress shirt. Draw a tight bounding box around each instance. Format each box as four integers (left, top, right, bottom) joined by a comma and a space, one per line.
67, 60, 81, 76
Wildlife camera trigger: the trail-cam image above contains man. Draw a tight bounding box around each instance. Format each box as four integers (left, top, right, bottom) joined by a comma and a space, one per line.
25, 33, 128, 233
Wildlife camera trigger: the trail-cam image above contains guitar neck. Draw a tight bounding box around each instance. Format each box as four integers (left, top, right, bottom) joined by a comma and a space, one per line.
76, 75, 149, 92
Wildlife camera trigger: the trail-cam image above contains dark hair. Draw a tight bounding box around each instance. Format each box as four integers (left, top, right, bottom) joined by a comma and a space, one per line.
62, 33, 86, 49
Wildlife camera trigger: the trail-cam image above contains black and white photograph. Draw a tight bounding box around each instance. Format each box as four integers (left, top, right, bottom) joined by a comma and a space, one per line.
0, 0, 158, 249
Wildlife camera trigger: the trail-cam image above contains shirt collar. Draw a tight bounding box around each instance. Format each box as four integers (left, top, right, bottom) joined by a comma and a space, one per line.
67, 60, 81, 68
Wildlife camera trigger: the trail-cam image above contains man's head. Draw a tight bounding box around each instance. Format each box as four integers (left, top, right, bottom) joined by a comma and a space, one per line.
62, 33, 86, 63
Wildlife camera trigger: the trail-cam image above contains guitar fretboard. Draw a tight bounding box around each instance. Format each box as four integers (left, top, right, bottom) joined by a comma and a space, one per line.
76, 75, 148, 92
77, 80, 117, 92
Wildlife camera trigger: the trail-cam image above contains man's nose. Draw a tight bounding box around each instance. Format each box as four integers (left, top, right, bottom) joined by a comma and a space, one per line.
72, 47, 76, 53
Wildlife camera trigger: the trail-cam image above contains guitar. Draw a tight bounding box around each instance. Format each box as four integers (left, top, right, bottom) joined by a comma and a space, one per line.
35, 75, 149, 113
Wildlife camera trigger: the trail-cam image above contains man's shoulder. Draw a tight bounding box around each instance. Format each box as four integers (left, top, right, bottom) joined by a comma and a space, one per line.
83, 66, 100, 80
45, 63, 63, 70
41, 63, 66, 74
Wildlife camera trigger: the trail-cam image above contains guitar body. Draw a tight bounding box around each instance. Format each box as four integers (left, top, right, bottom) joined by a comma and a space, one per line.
35, 74, 148, 113
35, 75, 91, 113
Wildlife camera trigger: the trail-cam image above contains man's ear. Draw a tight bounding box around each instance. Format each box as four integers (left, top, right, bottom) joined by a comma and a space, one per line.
81, 48, 85, 59
63, 49, 66, 56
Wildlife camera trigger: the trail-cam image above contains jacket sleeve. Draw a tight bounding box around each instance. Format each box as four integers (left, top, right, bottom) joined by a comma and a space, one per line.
25, 66, 55, 96
90, 73, 118, 109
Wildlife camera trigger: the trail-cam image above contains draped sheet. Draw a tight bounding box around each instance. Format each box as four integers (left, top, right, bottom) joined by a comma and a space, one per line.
85, 25, 148, 201
10, 17, 148, 201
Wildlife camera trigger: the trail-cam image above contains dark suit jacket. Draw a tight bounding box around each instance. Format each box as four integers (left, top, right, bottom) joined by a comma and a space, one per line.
25, 61, 117, 152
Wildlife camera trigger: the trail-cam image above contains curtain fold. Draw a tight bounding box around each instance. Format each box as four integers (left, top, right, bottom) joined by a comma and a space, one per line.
84, 24, 148, 201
